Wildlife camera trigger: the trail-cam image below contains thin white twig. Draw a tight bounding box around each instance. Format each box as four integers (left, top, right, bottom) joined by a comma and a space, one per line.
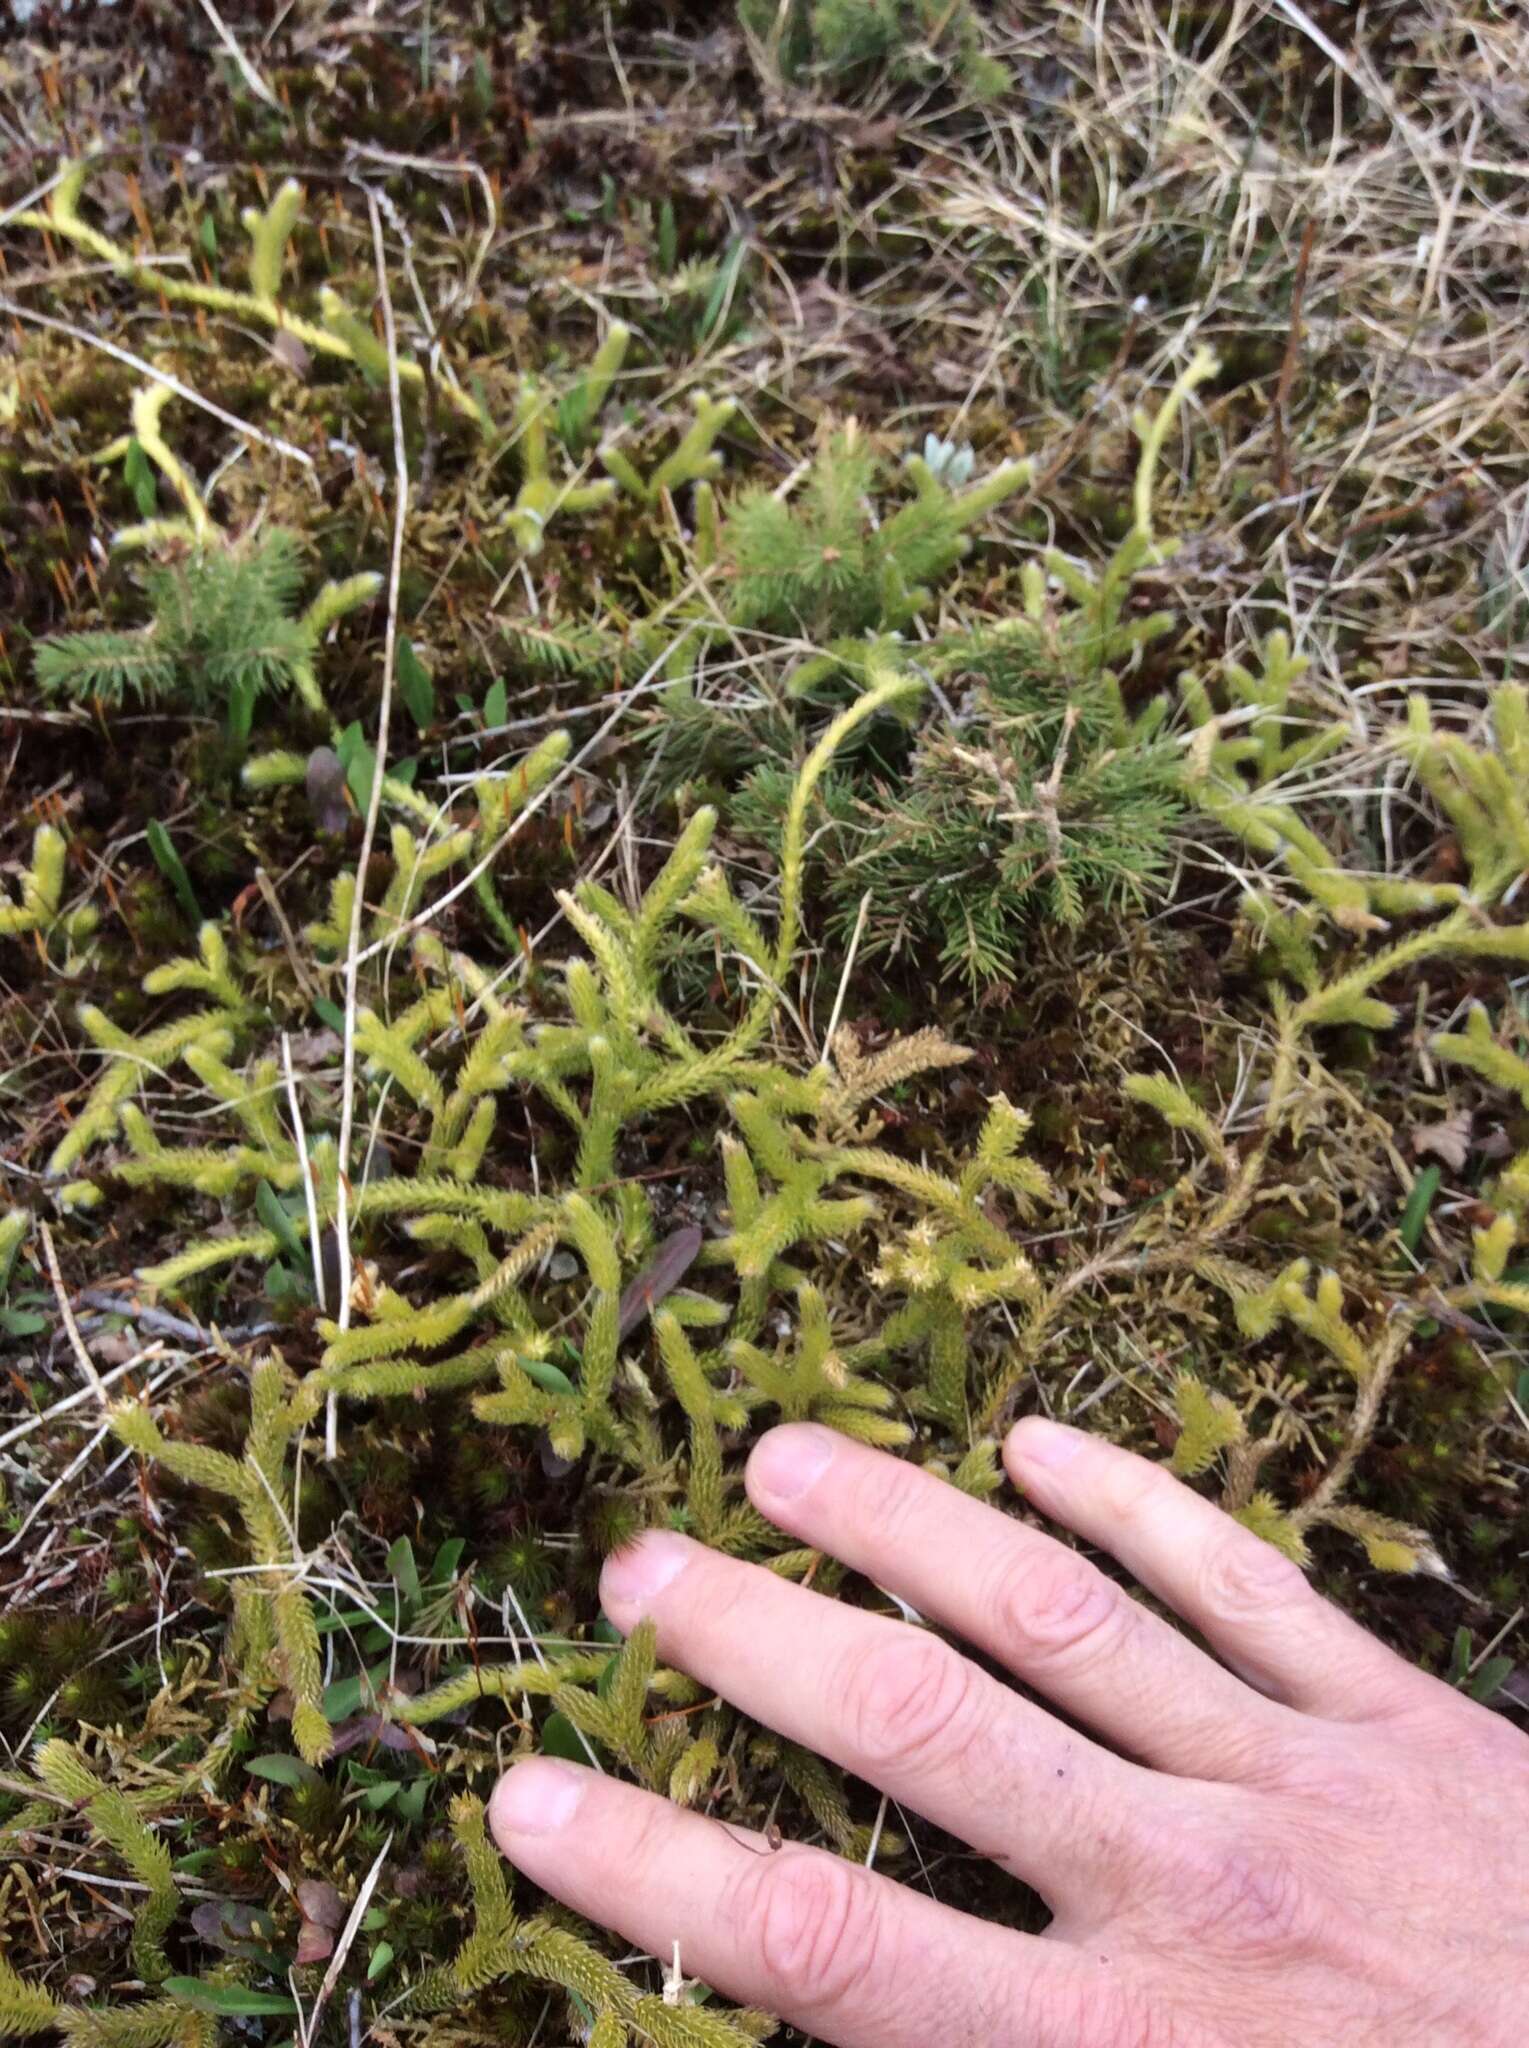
305, 1831, 392, 2046
820, 890, 872, 1062
864, 1792, 889, 1868
502, 1579, 605, 1774
0, 164, 68, 233
195, 0, 284, 112
0, 1349, 158, 1454
0, 299, 314, 469
0, 1424, 112, 1560
281, 1031, 329, 1316
38, 1221, 108, 1408
327, 190, 409, 1460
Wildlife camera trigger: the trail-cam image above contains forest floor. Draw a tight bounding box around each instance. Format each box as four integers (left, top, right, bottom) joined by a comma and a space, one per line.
1, 3, 1527, 2044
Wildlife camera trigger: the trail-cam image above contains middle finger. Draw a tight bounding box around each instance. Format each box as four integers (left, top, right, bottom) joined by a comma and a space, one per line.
599, 1528, 1174, 1916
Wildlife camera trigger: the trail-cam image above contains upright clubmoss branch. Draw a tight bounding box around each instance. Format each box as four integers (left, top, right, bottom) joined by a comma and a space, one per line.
14, 159, 493, 433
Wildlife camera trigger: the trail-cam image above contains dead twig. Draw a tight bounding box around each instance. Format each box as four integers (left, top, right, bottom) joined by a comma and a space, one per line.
1272, 217, 1318, 503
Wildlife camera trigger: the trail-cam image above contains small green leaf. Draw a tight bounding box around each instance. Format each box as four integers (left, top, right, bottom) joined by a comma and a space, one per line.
246, 1753, 322, 1789
0, 1306, 47, 1337
696, 236, 746, 346
396, 638, 436, 730
321, 1659, 389, 1718
387, 1535, 421, 1609
394, 1777, 428, 1824
256, 1182, 308, 1267
430, 1536, 466, 1583
657, 197, 678, 276
146, 819, 202, 927
346, 1760, 393, 1787
1400, 1164, 1442, 1254
521, 1356, 578, 1398
483, 677, 508, 730
1469, 1656, 1515, 1704
124, 435, 158, 519
335, 720, 377, 811
346, 745, 377, 812
366, 1941, 395, 1982
540, 1710, 592, 1763
197, 213, 219, 262
165, 1978, 298, 2018
313, 996, 346, 1033
226, 672, 258, 752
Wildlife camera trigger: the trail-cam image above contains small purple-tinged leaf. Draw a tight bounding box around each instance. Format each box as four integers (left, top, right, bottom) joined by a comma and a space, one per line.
617, 1225, 703, 1339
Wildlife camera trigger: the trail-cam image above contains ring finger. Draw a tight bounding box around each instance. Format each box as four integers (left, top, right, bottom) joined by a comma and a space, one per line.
598, 1526, 1177, 1915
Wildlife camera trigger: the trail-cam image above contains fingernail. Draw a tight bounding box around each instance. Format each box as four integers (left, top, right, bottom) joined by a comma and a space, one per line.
601, 1529, 692, 1613
494, 1759, 585, 1835
749, 1422, 836, 1503
1010, 1419, 1086, 1469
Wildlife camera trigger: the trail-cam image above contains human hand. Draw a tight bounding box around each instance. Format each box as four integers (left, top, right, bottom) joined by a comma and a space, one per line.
490, 1419, 1529, 2046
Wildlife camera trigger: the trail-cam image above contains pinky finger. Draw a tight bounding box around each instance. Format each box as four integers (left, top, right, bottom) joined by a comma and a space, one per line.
490, 1759, 1151, 2048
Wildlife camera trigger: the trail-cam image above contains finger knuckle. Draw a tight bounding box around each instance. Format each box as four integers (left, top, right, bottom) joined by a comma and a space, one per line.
998, 1550, 1126, 1672
838, 1629, 980, 1775
732, 1848, 881, 2010
1198, 1530, 1309, 1628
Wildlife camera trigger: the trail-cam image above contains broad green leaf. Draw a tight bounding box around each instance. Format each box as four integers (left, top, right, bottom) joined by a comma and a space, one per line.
246, 1753, 321, 1788
166, 1978, 297, 2017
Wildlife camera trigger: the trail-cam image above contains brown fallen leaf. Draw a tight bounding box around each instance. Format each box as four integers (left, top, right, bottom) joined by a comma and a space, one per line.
617, 1224, 703, 1339
271, 329, 312, 378
1409, 1110, 1472, 1173
306, 746, 349, 835
295, 1879, 344, 1966
191, 1899, 275, 1959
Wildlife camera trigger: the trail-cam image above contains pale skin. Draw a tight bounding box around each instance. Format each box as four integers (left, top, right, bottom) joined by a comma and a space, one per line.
490, 1418, 1529, 2046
